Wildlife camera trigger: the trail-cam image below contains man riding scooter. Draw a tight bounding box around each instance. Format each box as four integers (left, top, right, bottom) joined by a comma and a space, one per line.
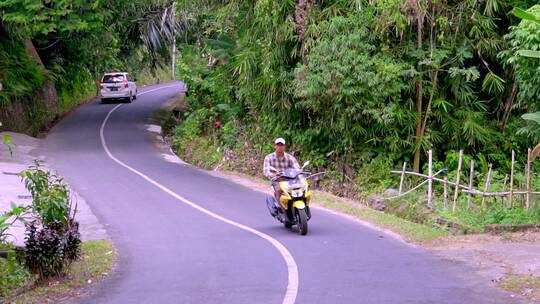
263, 138, 300, 221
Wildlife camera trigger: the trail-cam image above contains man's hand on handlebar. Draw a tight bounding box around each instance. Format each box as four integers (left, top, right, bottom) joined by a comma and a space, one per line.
271, 172, 283, 181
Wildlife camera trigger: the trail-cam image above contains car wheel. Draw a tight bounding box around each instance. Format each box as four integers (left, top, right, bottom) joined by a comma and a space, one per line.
101, 98, 108, 104
125, 94, 132, 103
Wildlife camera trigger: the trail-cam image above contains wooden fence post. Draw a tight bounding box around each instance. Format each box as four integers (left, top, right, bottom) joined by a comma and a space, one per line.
482, 163, 493, 208
428, 150, 433, 209
509, 150, 515, 207
527, 148, 532, 210
467, 159, 475, 209
452, 150, 463, 213
502, 175, 508, 207
443, 177, 448, 209
399, 161, 407, 195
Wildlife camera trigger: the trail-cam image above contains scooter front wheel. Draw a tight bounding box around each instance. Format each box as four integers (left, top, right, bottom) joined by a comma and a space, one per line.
297, 209, 308, 235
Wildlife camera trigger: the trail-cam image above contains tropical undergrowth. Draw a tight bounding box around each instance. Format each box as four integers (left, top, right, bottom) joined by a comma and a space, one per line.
168, 0, 540, 232
0, 0, 182, 135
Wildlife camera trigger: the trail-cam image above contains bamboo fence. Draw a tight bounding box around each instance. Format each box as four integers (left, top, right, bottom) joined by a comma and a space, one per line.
388, 148, 539, 211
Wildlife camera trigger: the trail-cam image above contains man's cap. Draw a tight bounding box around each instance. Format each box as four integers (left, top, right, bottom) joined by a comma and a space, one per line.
275, 138, 286, 145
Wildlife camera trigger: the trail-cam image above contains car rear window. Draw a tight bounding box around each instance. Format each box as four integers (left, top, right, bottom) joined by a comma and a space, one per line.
102, 74, 125, 83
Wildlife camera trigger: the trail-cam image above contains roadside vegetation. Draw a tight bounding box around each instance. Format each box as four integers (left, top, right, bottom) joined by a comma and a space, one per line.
0, 244, 31, 300
499, 274, 540, 302
313, 190, 449, 242
0, 0, 181, 135
0, 162, 115, 302
4, 240, 115, 304
164, 0, 540, 235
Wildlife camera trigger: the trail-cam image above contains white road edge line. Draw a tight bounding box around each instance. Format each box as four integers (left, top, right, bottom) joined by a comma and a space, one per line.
99, 84, 299, 304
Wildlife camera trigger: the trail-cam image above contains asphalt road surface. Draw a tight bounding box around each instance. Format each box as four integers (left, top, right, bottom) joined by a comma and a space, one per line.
43, 83, 524, 304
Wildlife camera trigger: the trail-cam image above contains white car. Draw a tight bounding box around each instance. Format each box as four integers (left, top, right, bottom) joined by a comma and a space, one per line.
100, 72, 138, 103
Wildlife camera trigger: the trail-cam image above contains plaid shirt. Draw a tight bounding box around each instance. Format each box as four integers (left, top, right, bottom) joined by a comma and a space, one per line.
263, 152, 300, 179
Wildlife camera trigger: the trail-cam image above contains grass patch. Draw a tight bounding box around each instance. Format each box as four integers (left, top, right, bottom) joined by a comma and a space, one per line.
0, 245, 32, 300
3, 240, 115, 304
171, 109, 222, 170
314, 191, 449, 243
173, 134, 222, 169
499, 274, 540, 300
436, 203, 540, 233
155, 94, 187, 136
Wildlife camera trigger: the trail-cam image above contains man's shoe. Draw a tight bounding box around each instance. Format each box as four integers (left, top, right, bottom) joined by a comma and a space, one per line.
277, 206, 287, 223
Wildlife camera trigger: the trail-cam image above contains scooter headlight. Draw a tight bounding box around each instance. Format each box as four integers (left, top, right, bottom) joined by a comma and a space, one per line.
291, 189, 305, 198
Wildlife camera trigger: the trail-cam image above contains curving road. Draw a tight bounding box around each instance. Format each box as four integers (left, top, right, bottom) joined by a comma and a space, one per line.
43, 83, 523, 304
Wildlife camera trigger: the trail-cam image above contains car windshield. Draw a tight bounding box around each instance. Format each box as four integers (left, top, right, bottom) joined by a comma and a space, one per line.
102, 74, 125, 83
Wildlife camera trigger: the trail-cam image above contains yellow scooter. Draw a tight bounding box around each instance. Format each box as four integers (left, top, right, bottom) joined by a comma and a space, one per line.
266, 162, 312, 235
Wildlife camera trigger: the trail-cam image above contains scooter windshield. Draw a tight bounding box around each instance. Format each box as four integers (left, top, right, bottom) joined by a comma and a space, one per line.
287, 177, 304, 189
282, 168, 303, 179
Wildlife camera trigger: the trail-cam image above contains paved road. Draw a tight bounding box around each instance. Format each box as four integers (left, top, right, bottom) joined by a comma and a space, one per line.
44, 83, 523, 304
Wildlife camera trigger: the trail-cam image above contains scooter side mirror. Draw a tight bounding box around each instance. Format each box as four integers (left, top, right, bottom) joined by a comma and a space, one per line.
302, 161, 310, 169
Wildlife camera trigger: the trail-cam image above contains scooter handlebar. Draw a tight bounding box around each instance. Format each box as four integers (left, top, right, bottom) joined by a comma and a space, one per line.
271, 173, 284, 182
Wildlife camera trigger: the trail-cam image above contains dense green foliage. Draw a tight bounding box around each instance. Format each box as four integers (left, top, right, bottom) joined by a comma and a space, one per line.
174, 0, 539, 184
0, 244, 31, 300
0, 32, 43, 105
1, 0, 539, 233
21, 162, 72, 225
20, 162, 81, 280
439, 205, 540, 232
294, 12, 409, 159
169, 0, 540, 230
0, 0, 180, 134
0, 203, 29, 243
504, 5, 540, 140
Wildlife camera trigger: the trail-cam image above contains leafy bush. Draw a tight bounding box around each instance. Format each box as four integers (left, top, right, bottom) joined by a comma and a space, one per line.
503, 5, 540, 109
24, 220, 81, 280
173, 118, 222, 170
294, 11, 409, 158
20, 161, 71, 225
501, 4, 540, 142
221, 121, 239, 148
355, 155, 398, 194
488, 206, 540, 225
19, 161, 81, 280
0, 244, 31, 300
24, 222, 66, 279
63, 220, 81, 262
0, 203, 30, 243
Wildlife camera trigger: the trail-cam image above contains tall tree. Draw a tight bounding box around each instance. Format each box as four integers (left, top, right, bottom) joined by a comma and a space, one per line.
0, 0, 106, 106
